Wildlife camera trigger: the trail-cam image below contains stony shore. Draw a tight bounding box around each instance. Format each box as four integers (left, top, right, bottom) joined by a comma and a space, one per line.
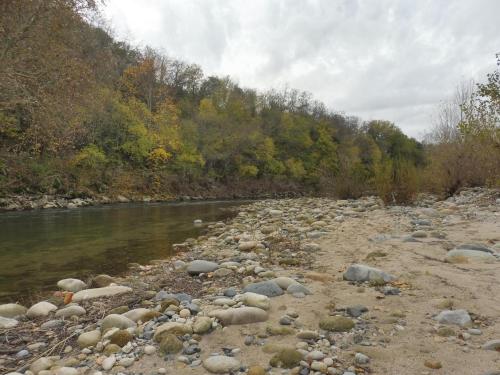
0, 191, 301, 212
1, 187, 500, 375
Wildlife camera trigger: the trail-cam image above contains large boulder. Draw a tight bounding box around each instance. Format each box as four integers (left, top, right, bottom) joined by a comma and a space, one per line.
55, 305, 86, 318
26, 301, 57, 318
186, 260, 219, 275
193, 316, 213, 334
0, 316, 18, 328
153, 322, 193, 341
57, 278, 87, 292
92, 274, 115, 288
209, 307, 268, 325
434, 309, 472, 327
203, 355, 241, 374
456, 243, 494, 253
159, 334, 183, 354
239, 292, 270, 310
287, 283, 312, 295
72, 286, 132, 302
243, 280, 283, 297
100, 314, 136, 332
77, 329, 101, 348
343, 264, 395, 283
0, 303, 27, 318
238, 241, 258, 252
445, 249, 496, 263
30, 357, 54, 374
482, 339, 500, 351
122, 308, 151, 322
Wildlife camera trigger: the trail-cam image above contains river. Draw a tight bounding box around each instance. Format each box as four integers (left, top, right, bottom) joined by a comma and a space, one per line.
0, 200, 246, 302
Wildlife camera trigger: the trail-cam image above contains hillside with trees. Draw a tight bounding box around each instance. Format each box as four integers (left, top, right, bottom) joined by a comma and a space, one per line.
1, 1, 498, 205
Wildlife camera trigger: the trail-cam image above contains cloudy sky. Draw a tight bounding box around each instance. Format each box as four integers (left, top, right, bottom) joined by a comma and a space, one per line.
102, 0, 499, 138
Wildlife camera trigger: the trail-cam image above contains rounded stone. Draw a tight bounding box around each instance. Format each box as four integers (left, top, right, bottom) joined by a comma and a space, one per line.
203, 355, 241, 374
187, 260, 219, 275
92, 274, 115, 288
243, 280, 283, 297
57, 278, 87, 292
100, 314, 136, 332
319, 316, 355, 332
55, 305, 86, 318
26, 302, 58, 318
193, 316, 212, 334
159, 334, 183, 354
77, 329, 101, 348
0, 303, 27, 318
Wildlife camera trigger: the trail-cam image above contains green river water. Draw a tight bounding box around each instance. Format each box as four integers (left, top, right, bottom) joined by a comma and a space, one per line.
0, 200, 245, 302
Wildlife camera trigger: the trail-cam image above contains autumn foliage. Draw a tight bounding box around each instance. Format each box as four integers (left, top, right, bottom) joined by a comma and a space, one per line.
1, 1, 498, 202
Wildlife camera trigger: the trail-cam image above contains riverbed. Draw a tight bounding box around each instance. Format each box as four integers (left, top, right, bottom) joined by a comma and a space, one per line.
0, 200, 245, 302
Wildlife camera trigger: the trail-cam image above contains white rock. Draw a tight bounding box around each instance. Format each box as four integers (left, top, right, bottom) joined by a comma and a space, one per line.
239, 292, 270, 310
343, 264, 395, 283
55, 305, 86, 318
203, 355, 241, 374
30, 357, 53, 374
0, 316, 18, 328
0, 303, 27, 318
53, 367, 79, 375
57, 278, 87, 292
238, 241, 258, 251
144, 345, 156, 355
272, 277, 299, 289
209, 307, 268, 325
445, 249, 496, 262
122, 308, 151, 322
77, 329, 101, 348
118, 357, 135, 367
101, 314, 136, 331
102, 355, 116, 370
72, 286, 132, 302
27, 302, 57, 318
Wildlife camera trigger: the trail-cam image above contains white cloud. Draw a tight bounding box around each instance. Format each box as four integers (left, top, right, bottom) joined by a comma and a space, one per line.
102, 0, 500, 138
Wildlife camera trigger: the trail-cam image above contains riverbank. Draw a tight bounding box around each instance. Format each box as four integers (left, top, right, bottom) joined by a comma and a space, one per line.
0, 190, 303, 212
1, 188, 499, 375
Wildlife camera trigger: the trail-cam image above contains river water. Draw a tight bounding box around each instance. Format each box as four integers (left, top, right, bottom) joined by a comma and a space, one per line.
0, 200, 245, 302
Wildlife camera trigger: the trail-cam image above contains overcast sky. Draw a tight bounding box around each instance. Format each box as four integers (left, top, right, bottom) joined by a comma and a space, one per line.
102, 0, 499, 138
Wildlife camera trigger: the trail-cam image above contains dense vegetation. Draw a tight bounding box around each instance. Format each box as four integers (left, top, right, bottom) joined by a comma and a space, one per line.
1, 1, 499, 203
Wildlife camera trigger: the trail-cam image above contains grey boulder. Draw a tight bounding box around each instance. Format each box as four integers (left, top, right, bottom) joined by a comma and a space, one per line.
243, 280, 283, 297
343, 264, 395, 283
187, 260, 219, 275
434, 309, 471, 327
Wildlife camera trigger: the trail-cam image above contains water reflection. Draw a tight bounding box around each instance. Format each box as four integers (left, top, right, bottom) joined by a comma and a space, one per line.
0, 201, 244, 302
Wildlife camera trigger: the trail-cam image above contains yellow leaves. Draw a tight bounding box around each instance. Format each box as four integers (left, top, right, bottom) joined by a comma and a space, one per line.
198, 98, 218, 122
148, 148, 172, 166
285, 158, 306, 179
238, 164, 259, 177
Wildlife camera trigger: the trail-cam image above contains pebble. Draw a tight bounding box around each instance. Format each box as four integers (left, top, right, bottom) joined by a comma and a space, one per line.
203, 355, 241, 374
354, 352, 370, 364
144, 345, 156, 355
102, 355, 116, 370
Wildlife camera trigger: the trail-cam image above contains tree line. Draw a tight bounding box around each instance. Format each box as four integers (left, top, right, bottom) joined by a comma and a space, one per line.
0, 1, 498, 203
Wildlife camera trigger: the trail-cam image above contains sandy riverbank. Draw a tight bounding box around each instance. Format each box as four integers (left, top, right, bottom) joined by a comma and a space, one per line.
1, 188, 499, 375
